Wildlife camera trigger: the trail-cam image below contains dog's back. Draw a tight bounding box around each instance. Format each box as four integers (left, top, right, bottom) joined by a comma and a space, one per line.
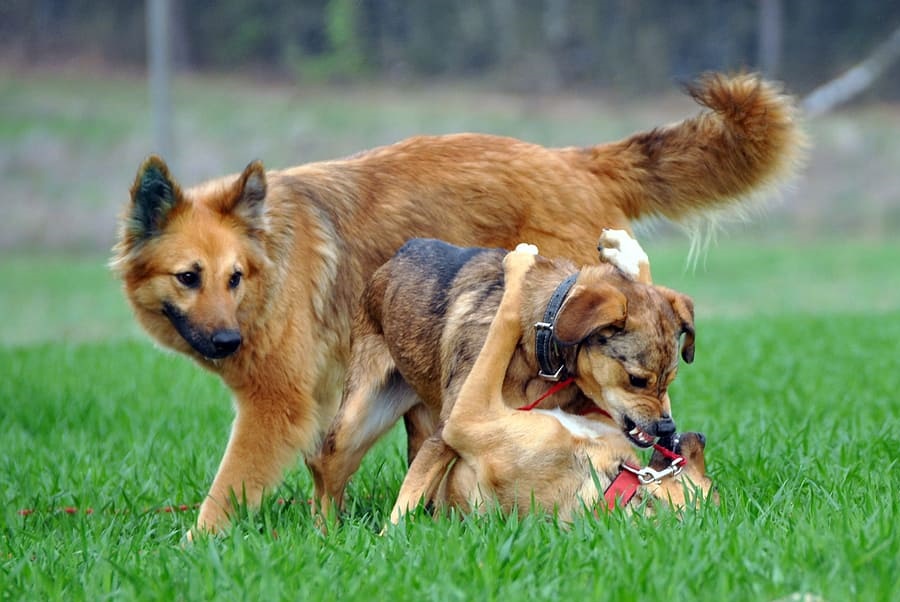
362, 238, 507, 413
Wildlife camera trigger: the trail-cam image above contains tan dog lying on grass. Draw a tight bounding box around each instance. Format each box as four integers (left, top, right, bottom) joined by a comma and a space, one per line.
389, 244, 715, 521
313, 230, 700, 516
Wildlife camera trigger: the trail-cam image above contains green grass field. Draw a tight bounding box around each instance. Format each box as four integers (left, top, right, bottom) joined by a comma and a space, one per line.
2, 241, 898, 601
3, 66, 899, 600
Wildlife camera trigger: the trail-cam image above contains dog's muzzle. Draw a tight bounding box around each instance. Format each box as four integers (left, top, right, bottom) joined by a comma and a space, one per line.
653, 416, 676, 437
162, 302, 243, 360
624, 415, 677, 448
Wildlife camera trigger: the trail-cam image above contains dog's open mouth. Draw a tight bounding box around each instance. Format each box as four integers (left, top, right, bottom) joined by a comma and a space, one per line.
623, 416, 656, 448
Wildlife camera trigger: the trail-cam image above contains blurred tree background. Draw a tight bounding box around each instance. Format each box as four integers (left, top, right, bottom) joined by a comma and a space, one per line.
3, 0, 900, 96
2, 1, 900, 251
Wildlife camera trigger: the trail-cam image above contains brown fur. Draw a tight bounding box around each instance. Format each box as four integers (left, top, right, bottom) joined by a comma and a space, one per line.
111, 74, 800, 533
389, 248, 714, 522
311, 232, 693, 514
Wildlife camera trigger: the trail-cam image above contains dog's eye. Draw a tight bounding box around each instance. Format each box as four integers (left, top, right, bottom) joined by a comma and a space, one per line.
628, 374, 648, 388
175, 271, 200, 288
229, 271, 243, 289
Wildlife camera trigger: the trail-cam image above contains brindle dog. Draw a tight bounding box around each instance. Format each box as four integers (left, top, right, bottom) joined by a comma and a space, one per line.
389, 244, 714, 520
312, 231, 696, 515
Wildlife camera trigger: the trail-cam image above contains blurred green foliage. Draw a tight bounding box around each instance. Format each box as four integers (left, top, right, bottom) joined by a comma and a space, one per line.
3, 1, 900, 95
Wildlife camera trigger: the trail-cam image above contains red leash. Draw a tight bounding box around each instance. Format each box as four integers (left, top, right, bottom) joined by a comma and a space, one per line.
516, 377, 576, 411
17, 504, 200, 517
17, 497, 310, 518
651, 442, 683, 461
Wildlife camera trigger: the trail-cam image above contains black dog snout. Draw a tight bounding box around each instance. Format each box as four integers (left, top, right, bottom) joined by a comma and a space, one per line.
653, 416, 677, 437
211, 329, 242, 356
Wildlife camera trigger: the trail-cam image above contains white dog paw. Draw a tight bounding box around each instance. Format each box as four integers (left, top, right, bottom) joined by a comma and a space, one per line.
598, 229, 648, 280
514, 243, 539, 255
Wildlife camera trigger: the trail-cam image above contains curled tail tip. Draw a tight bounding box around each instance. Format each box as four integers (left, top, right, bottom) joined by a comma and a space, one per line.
687, 72, 798, 132
688, 71, 808, 177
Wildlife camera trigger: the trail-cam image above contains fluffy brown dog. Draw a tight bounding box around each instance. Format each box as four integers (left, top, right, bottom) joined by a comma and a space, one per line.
312, 230, 695, 515
387, 245, 714, 522
111, 74, 801, 533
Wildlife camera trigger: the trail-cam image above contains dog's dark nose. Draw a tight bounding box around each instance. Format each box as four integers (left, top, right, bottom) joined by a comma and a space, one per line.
211, 330, 242, 356
654, 416, 677, 437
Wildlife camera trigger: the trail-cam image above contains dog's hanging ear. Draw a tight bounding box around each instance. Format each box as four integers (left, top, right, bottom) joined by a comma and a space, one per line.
127, 155, 182, 241
220, 160, 268, 235
659, 287, 695, 363
553, 283, 627, 345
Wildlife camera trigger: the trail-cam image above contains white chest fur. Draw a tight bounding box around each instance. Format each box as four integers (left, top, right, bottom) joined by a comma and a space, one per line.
532, 407, 619, 439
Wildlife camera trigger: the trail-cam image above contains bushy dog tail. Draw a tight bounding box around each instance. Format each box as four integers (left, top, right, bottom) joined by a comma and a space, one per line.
587, 73, 805, 252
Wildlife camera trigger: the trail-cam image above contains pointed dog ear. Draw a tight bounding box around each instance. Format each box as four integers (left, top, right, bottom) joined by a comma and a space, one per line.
219, 160, 268, 234
658, 287, 695, 363
128, 155, 182, 240
553, 283, 627, 345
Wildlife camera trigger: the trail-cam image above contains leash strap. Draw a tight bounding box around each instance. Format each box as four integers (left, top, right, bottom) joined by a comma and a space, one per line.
652, 442, 684, 462
516, 379, 613, 418
517, 377, 575, 411
534, 273, 578, 381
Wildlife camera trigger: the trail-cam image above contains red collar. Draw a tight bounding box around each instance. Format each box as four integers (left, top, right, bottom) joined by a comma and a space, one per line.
603, 464, 642, 510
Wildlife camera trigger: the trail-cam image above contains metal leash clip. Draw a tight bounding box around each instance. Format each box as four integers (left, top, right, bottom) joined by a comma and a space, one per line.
622, 456, 685, 485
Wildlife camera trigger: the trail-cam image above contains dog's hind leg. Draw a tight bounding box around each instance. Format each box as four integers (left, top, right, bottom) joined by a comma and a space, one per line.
597, 229, 652, 284
390, 432, 459, 523
403, 403, 440, 465
443, 245, 538, 449
389, 247, 539, 524
309, 332, 420, 517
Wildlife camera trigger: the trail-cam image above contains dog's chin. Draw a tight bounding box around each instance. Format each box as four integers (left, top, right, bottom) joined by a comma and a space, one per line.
198, 348, 236, 361
623, 415, 656, 448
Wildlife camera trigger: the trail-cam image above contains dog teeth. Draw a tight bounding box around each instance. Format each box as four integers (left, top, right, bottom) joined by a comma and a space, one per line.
628, 426, 654, 445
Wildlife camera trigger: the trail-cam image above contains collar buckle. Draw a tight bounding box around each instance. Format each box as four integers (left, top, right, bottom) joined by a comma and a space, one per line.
537, 364, 567, 381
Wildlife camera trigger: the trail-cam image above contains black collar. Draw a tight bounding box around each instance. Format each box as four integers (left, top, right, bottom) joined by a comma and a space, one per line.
534, 273, 578, 381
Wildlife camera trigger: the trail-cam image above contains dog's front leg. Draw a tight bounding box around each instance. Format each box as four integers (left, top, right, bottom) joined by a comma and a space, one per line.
195, 396, 312, 536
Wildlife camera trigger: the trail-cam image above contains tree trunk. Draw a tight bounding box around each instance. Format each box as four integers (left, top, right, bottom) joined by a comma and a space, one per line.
757, 0, 782, 78
147, 0, 173, 161
803, 25, 900, 117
